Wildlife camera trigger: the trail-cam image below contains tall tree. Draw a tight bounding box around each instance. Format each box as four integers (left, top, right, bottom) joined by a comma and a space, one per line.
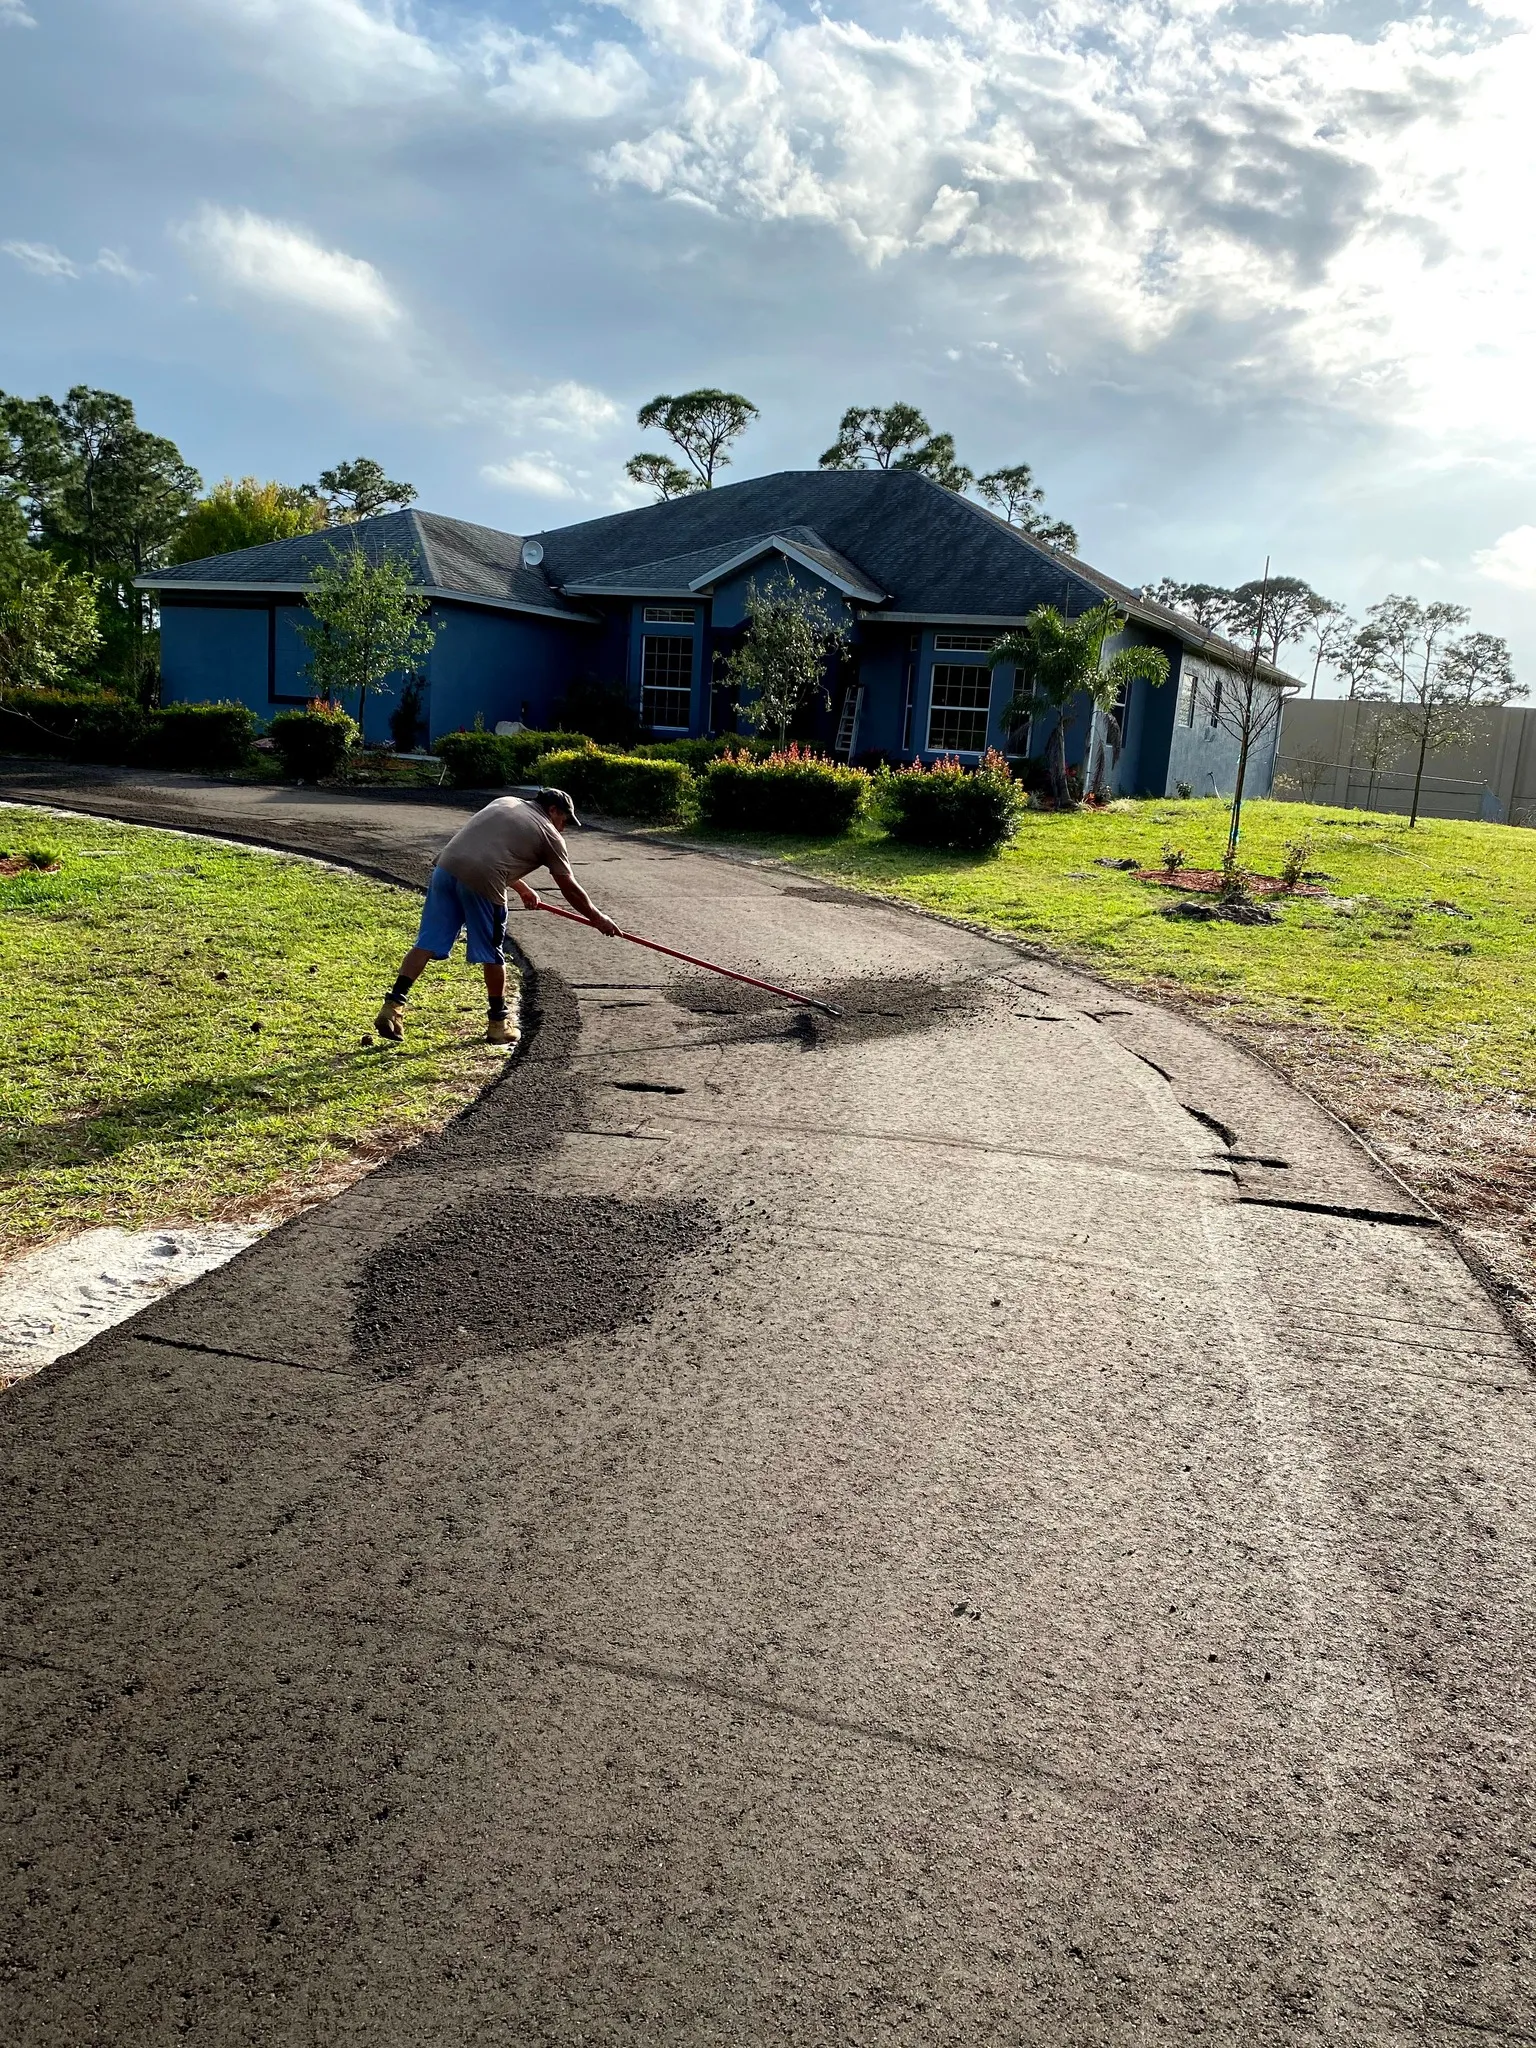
298, 547, 436, 740
976, 463, 1078, 553
633, 390, 758, 490
1144, 579, 1232, 629
717, 576, 849, 748
1386, 629, 1519, 827
1224, 575, 1318, 669
624, 452, 700, 502
819, 404, 931, 470
1334, 624, 1389, 703
989, 602, 1166, 805
174, 478, 327, 563
896, 430, 974, 495
0, 385, 200, 692
0, 552, 101, 697
314, 458, 415, 522
1365, 594, 1470, 706
1302, 595, 1350, 697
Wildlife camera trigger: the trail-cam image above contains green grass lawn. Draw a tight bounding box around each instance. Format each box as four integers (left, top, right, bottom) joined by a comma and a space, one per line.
685, 798, 1536, 1098
0, 806, 504, 1253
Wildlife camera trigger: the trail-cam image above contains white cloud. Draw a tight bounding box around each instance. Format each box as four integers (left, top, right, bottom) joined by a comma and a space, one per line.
0, 0, 36, 25
205, 0, 454, 104
3, 240, 79, 277
94, 248, 148, 282
477, 32, 649, 119
480, 380, 623, 438
1475, 527, 1536, 592
4, 239, 149, 282
481, 454, 582, 498
175, 204, 400, 328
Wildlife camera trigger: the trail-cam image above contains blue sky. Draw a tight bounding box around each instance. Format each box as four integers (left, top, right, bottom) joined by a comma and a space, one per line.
3, 0, 1534, 689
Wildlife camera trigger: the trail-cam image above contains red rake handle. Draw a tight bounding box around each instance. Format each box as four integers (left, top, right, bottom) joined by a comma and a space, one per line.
529, 899, 840, 1016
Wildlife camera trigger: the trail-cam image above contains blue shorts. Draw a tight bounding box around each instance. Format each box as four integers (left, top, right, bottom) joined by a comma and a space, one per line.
414, 866, 507, 966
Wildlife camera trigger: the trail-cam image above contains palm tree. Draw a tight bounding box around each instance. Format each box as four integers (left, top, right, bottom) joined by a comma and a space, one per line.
990, 602, 1168, 804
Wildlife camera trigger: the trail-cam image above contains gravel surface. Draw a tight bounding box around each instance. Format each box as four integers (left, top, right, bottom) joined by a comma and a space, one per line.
1, 763, 1532, 2047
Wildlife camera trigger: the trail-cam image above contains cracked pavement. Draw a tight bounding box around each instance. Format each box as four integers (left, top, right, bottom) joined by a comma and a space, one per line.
2, 767, 1533, 2045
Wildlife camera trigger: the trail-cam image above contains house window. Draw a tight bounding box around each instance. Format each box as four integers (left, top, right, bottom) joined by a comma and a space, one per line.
643, 607, 696, 624
641, 634, 693, 728
1208, 669, 1223, 725
926, 664, 992, 752
933, 633, 996, 652
1175, 668, 1197, 727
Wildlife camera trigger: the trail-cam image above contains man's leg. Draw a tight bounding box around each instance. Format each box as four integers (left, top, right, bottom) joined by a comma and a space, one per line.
468, 897, 518, 1046
376, 873, 460, 1040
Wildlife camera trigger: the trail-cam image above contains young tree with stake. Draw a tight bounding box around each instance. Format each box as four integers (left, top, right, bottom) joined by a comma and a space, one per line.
1206, 565, 1301, 858
298, 548, 436, 748
718, 577, 849, 748
1387, 629, 1518, 827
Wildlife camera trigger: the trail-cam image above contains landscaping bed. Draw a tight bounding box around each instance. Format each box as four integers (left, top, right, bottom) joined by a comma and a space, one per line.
0, 805, 505, 1260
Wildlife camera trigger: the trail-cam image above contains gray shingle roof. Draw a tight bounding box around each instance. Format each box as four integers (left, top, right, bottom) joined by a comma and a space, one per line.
141, 473, 1297, 685
538, 470, 1298, 684
143, 509, 589, 619
564, 525, 886, 603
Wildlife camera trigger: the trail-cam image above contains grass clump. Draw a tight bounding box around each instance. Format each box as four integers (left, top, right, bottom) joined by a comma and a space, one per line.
0, 806, 503, 1253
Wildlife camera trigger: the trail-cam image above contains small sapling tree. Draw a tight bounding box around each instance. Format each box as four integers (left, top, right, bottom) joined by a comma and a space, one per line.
1387, 628, 1518, 827
718, 577, 849, 748
1203, 565, 1300, 858
298, 546, 436, 748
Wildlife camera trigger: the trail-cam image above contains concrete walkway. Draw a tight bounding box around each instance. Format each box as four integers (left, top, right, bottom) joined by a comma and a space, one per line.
2, 767, 1532, 2045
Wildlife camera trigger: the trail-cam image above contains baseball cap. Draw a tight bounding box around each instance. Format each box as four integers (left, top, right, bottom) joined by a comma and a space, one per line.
534, 786, 582, 828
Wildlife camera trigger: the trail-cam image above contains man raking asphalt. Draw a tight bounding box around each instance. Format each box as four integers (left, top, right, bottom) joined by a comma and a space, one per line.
375, 786, 620, 1046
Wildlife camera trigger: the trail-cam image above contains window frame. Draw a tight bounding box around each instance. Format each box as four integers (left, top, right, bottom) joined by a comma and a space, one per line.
925, 661, 994, 755
643, 606, 697, 625
640, 631, 695, 731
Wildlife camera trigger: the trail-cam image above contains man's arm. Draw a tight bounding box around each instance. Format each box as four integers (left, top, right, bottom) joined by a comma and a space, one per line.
556, 871, 622, 936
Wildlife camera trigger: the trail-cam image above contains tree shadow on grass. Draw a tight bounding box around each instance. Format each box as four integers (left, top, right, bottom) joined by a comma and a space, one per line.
1, 1042, 438, 1176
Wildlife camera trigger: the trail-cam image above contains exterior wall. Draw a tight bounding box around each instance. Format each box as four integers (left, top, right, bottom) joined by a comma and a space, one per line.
426, 605, 588, 742
160, 602, 270, 719
1276, 698, 1536, 823
160, 594, 594, 747
1162, 651, 1284, 799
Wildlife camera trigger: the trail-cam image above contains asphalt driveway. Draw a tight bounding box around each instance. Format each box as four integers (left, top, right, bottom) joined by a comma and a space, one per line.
2, 767, 1532, 2046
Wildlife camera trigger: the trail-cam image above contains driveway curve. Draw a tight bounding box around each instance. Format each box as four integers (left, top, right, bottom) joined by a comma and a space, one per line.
2, 766, 1533, 2047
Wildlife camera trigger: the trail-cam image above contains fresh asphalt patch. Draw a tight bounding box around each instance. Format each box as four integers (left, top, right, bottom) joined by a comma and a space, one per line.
353, 1191, 715, 1379
664, 969, 990, 1050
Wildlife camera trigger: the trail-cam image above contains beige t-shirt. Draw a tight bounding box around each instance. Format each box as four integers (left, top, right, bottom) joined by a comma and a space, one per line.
436, 797, 576, 905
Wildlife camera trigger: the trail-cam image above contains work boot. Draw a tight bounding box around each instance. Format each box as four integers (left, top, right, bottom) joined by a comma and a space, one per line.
485, 1014, 519, 1046
374, 997, 406, 1041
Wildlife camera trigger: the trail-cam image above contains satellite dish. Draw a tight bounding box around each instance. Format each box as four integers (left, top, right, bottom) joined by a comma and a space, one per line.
521, 539, 545, 570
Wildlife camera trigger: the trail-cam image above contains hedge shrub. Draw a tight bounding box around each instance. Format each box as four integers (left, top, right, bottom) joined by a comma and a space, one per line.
268, 702, 359, 782
631, 735, 775, 769
144, 700, 257, 771
881, 751, 1024, 853
434, 728, 592, 788
531, 747, 692, 823
0, 689, 148, 763
697, 746, 869, 837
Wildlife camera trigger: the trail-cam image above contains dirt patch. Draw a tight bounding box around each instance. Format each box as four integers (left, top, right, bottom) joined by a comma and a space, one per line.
666, 970, 989, 1049
1138, 869, 1326, 898
0, 855, 61, 878
1161, 899, 1279, 926
354, 1191, 714, 1377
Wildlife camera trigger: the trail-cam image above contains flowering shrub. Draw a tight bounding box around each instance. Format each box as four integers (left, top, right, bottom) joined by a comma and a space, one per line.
881, 749, 1024, 853
697, 743, 869, 836
268, 700, 359, 782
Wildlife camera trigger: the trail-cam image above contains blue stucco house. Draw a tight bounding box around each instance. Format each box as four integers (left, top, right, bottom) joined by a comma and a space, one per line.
142, 470, 1296, 797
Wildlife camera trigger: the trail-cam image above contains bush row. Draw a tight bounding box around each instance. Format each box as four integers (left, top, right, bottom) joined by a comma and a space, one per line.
0, 690, 257, 771
434, 728, 591, 789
